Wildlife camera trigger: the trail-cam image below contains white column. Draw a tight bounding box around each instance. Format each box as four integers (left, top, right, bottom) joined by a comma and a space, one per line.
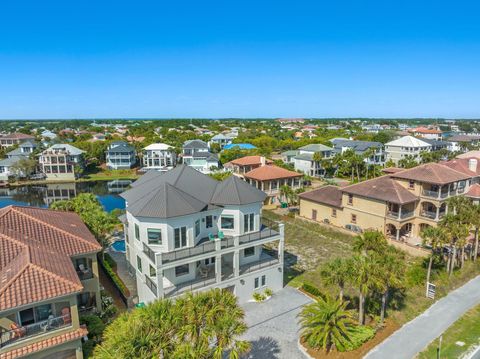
155, 252, 164, 298
396, 228, 400, 241
279, 223, 285, 268
398, 205, 402, 220
435, 206, 440, 220
215, 254, 222, 283
233, 250, 240, 277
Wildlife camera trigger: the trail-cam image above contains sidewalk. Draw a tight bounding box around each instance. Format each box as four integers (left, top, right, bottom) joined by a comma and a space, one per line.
365, 275, 480, 359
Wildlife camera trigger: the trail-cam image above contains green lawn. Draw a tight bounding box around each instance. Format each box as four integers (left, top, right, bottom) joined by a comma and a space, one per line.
80, 168, 140, 181
418, 304, 480, 359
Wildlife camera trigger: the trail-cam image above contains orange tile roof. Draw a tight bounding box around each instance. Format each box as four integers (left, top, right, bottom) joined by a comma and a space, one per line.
0, 133, 35, 140
0, 326, 88, 359
410, 127, 442, 134
244, 165, 302, 181
227, 156, 271, 167
391, 163, 471, 185
440, 158, 480, 177
465, 184, 480, 199
0, 206, 101, 311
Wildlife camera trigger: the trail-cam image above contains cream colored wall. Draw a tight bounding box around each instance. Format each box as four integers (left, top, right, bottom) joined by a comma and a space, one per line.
299, 199, 343, 227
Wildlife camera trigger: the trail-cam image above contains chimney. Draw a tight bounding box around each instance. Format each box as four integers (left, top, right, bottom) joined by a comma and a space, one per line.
469, 158, 478, 172
260, 156, 266, 166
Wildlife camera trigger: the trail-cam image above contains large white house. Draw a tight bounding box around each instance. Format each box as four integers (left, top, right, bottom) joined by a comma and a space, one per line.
293, 144, 334, 177
120, 165, 285, 304
385, 136, 432, 164
142, 143, 177, 171
182, 139, 219, 173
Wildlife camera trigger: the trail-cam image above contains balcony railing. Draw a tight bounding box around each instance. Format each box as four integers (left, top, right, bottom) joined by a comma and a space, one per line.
143, 243, 156, 263
0, 314, 71, 348
164, 273, 217, 298
145, 275, 157, 295
162, 240, 217, 264
422, 190, 439, 198
421, 210, 437, 219
77, 269, 94, 281
239, 255, 280, 275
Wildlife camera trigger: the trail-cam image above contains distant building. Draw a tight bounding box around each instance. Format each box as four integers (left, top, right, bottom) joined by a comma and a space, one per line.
142, 143, 177, 171
331, 139, 385, 165
277, 118, 305, 124
40, 129, 57, 140
39, 144, 85, 180
182, 140, 218, 174
0, 205, 102, 359
384, 136, 432, 164
106, 141, 136, 170
223, 143, 256, 150
447, 135, 480, 152
409, 127, 443, 140
0, 140, 38, 180
281, 150, 299, 164
0, 133, 35, 148
293, 144, 334, 177
209, 133, 235, 148
224, 156, 272, 175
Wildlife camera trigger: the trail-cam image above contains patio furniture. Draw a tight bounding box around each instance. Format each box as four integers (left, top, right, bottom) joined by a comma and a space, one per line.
208, 233, 215, 241
218, 231, 224, 239
198, 265, 209, 278
61, 308, 71, 325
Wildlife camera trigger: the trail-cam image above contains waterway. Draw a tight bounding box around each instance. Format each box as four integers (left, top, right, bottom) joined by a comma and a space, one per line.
0, 179, 130, 212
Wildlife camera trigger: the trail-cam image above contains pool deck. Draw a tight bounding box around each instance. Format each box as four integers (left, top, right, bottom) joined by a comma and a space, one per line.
107, 242, 138, 301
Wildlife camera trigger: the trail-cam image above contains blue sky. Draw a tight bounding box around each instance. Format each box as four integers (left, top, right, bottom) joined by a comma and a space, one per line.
1, 0, 480, 119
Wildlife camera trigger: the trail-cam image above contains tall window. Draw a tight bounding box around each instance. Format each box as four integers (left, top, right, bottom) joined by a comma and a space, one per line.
136, 255, 142, 273
221, 215, 234, 230
244, 213, 254, 232
174, 227, 187, 249
351, 214, 357, 224
149, 265, 156, 277
147, 228, 162, 244
348, 194, 353, 205
261, 275, 266, 286
206, 215, 213, 228
195, 220, 200, 237
135, 224, 140, 241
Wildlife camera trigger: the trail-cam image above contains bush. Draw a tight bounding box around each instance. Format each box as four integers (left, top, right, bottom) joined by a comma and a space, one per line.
82, 339, 96, 359
302, 283, 323, 298
103, 252, 117, 271
264, 288, 273, 297
253, 292, 266, 302
406, 262, 426, 287
101, 257, 129, 296
341, 325, 376, 352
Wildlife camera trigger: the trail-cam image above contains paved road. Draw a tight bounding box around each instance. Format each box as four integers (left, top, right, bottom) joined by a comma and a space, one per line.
365, 275, 480, 359
242, 286, 313, 359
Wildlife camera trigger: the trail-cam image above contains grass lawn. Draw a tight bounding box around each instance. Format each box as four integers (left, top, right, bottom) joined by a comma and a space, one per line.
80, 168, 140, 181
417, 304, 480, 359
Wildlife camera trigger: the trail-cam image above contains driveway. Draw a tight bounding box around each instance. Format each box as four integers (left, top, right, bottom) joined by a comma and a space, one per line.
242, 286, 313, 359
365, 275, 480, 359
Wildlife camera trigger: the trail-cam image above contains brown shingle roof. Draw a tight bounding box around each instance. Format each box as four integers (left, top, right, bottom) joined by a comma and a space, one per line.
0, 133, 35, 140
440, 158, 480, 177
343, 176, 418, 204
391, 163, 471, 185
244, 165, 302, 181
0, 206, 101, 311
299, 186, 343, 208
0, 326, 88, 359
465, 184, 480, 199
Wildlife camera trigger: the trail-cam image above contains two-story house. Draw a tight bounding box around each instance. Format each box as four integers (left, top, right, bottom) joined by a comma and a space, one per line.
331, 139, 385, 165
293, 144, 334, 177
105, 141, 136, 170
39, 144, 85, 181
182, 140, 219, 174
299, 162, 473, 246
120, 165, 285, 305
224, 156, 272, 175
0, 141, 38, 180
142, 143, 177, 171
0, 133, 35, 149
0, 206, 102, 359
385, 136, 432, 164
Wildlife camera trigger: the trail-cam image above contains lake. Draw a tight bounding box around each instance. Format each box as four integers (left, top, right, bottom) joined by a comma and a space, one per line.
0, 180, 130, 212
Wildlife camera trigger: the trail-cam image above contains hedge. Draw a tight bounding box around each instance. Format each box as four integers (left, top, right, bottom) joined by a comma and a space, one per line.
302, 283, 323, 298
100, 257, 129, 297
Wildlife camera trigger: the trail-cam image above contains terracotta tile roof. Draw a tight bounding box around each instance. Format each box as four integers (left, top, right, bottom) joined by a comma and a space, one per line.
440, 158, 480, 177
343, 175, 418, 204
244, 165, 302, 181
457, 150, 480, 160
299, 186, 343, 208
391, 163, 471, 185
0, 133, 35, 140
0, 206, 101, 311
0, 326, 88, 359
226, 156, 272, 167
410, 127, 442, 134
465, 184, 480, 199
382, 167, 405, 174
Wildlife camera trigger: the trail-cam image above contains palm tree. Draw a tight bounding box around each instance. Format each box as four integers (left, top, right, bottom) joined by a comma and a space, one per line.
320, 258, 351, 301
298, 295, 357, 353
279, 185, 293, 205
421, 226, 447, 290
350, 255, 379, 324
353, 230, 388, 256
440, 214, 470, 275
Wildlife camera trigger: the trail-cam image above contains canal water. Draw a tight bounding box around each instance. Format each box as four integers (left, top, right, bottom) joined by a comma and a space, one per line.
0, 179, 130, 212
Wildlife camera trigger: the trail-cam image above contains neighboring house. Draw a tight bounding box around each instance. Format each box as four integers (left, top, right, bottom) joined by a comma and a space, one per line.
209, 134, 234, 149
299, 162, 476, 246
0, 141, 38, 180
243, 165, 302, 204
331, 139, 385, 165
40, 130, 57, 140
224, 155, 272, 175
223, 143, 256, 150
182, 140, 219, 174
280, 150, 298, 164
447, 135, 480, 152
120, 165, 285, 304
422, 138, 451, 152
0, 206, 102, 359
293, 144, 334, 177
142, 143, 177, 171
106, 141, 136, 170
384, 136, 432, 164
39, 144, 85, 181
0, 133, 35, 148
409, 127, 443, 140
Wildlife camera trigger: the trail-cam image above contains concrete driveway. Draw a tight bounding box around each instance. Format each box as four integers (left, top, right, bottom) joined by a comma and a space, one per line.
242, 286, 313, 359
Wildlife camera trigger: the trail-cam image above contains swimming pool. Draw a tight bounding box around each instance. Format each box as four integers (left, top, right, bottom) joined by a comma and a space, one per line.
111, 240, 126, 253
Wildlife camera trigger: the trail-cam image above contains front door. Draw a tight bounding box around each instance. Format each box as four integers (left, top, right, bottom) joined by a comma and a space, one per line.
312, 209, 317, 221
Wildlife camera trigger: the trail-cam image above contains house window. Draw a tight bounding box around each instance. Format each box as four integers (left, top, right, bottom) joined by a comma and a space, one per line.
351, 214, 357, 224
409, 180, 414, 189
175, 264, 190, 277
243, 213, 255, 233
254, 277, 259, 289
244, 247, 255, 257
136, 255, 142, 273
312, 209, 317, 220
195, 220, 200, 237
206, 215, 213, 228
147, 228, 162, 244
261, 275, 266, 286
348, 194, 353, 205
149, 264, 156, 277
174, 227, 187, 249
332, 209, 337, 218
135, 224, 140, 241
221, 215, 235, 230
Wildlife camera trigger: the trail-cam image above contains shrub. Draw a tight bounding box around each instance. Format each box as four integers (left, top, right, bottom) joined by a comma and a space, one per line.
264, 288, 273, 297
341, 325, 375, 352
302, 283, 323, 298
101, 257, 129, 296
103, 252, 117, 271
253, 292, 266, 302
405, 262, 426, 287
